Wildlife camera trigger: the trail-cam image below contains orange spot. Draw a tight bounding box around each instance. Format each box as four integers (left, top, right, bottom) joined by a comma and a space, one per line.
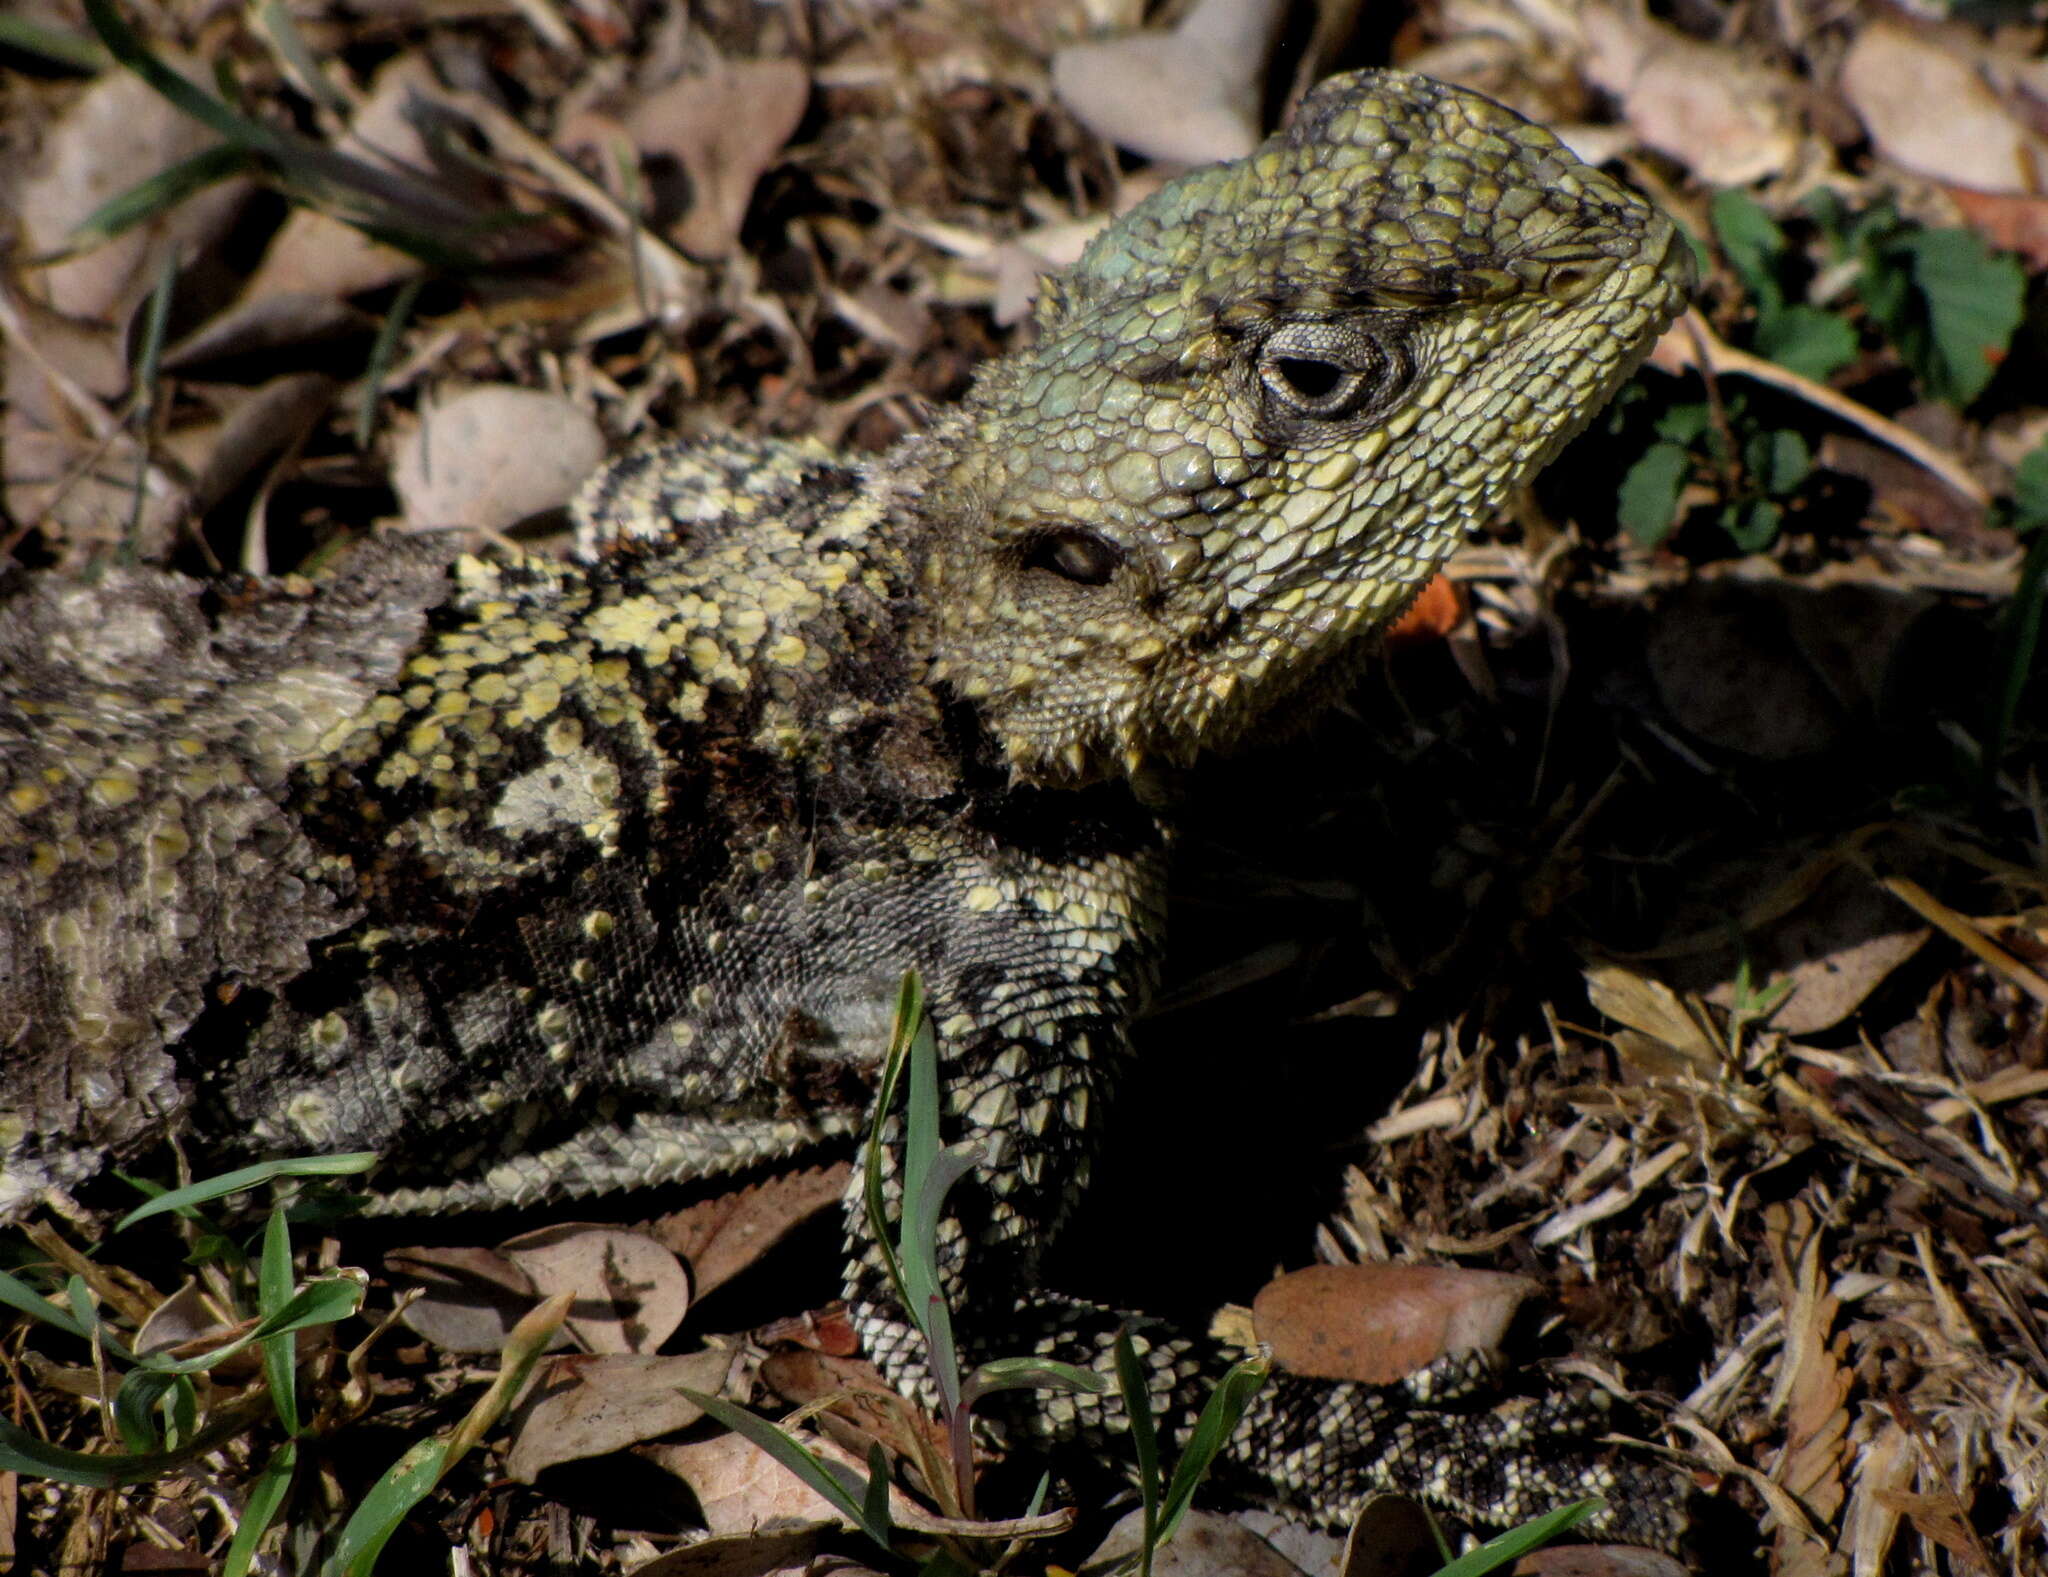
1384, 574, 1463, 647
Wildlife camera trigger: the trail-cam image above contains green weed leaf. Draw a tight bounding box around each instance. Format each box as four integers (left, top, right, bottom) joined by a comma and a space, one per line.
224, 1438, 298, 1577
1427, 1497, 1602, 1576
1617, 442, 1691, 544
1753, 305, 1857, 382
260, 1207, 302, 1436
117, 1153, 376, 1230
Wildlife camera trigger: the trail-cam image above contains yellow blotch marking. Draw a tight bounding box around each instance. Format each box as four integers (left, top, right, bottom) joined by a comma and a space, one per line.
966, 884, 1003, 913
8, 782, 49, 815
90, 773, 140, 808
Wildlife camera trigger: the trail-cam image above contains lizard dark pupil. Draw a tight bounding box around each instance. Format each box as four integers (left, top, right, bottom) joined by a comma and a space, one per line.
1275, 357, 1344, 398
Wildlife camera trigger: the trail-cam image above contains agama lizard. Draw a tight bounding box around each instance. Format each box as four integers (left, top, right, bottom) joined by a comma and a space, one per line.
1, 68, 1693, 1542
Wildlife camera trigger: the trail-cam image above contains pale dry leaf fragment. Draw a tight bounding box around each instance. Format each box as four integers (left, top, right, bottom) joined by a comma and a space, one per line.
626, 59, 810, 260
15, 61, 251, 324
1052, 0, 1289, 166
1085, 1508, 1314, 1577
504, 1347, 731, 1482
642, 1430, 862, 1534
624, 1523, 832, 1577
392, 385, 608, 532
1840, 23, 2048, 195
386, 1243, 545, 1354
1576, 4, 1798, 186
1251, 1263, 1539, 1384
1582, 962, 1722, 1069
500, 1222, 692, 1355
1841, 1418, 1914, 1577
132, 1280, 233, 1359
1764, 1208, 1851, 1574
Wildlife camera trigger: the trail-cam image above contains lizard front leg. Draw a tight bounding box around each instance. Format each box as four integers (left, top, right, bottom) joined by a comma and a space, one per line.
839, 982, 1689, 1549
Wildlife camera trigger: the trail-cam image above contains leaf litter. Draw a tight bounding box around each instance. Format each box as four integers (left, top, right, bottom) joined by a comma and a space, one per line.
4, 0, 2048, 1574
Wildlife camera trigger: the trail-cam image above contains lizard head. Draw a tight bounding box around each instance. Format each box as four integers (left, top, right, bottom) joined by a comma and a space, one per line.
916, 67, 1694, 787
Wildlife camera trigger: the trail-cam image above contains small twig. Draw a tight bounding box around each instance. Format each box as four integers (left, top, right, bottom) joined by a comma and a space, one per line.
1662, 309, 1991, 508
1877, 874, 2048, 1007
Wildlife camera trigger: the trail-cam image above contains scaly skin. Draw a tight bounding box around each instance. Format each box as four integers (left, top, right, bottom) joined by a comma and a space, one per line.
0, 70, 1692, 1542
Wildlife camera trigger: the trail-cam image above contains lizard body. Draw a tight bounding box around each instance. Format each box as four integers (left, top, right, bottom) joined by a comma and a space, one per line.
1, 69, 1692, 1541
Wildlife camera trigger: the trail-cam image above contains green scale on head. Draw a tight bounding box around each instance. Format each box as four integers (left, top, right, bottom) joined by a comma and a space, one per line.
913, 68, 1691, 784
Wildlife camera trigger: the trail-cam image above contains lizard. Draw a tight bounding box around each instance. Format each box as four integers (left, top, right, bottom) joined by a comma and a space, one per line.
0, 68, 1694, 1544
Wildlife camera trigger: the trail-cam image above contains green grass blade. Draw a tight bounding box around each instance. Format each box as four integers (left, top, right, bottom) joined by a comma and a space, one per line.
66, 1275, 136, 1362
79, 0, 287, 154
1156, 1355, 1268, 1547
0, 1411, 261, 1488
355, 273, 424, 448
325, 1291, 568, 1576
224, 1438, 298, 1577
861, 972, 924, 1322
112, 1367, 177, 1453
961, 1356, 1112, 1406
0, 1267, 94, 1341
117, 1153, 376, 1229
324, 1435, 450, 1577
259, 1207, 301, 1436
0, 12, 108, 69
140, 1276, 361, 1377
1112, 1328, 1161, 1577
680, 1389, 895, 1554
1427, 1499, 1603, 1576
65, 144, 253, 252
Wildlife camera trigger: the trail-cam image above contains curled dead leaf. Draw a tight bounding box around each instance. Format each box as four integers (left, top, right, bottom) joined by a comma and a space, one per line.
1251, 1263, 1539, 1384
500, 1222, 692, 1355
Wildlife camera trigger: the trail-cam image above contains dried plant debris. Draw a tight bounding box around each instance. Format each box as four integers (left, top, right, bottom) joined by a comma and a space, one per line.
5, 0, 2048, 1575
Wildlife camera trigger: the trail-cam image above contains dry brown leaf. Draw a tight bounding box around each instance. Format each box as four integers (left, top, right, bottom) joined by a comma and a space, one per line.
500, 1222, 692, 1355
1840, 23, 2048, 195
1575, 4, 1797, 186
239, 56, 449, 305
392, 385, 608, 531
1941, 185, 2048, 270
387, 1244, 544, 1354
625, 1524, 832, 1577
1251, 1263, 1538, 1384
1581, 962, 1721, 1070
1085, 1508, 1312, 1577
1693, 866, 1929, 1037
642, 1430, 862, 1535
1764, 1205, 1851, 1576
1336, 1493, 1436, 1577
758, 1347, 950, 1483
1645, 580, 1847, 759
504, 1347, 731, 1482
1051, 0, 1288, 166
626, 59, 810, 261
649, 1161, 850, 1304
16, 62, 250, 324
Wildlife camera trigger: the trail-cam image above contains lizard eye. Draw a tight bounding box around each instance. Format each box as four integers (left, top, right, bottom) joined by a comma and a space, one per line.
1256, 322, 1400, 422
1026, 528, 1123, 587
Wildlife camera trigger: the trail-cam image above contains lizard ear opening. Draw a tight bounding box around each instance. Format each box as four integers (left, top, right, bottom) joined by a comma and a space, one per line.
1024, 527, 1124, 587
